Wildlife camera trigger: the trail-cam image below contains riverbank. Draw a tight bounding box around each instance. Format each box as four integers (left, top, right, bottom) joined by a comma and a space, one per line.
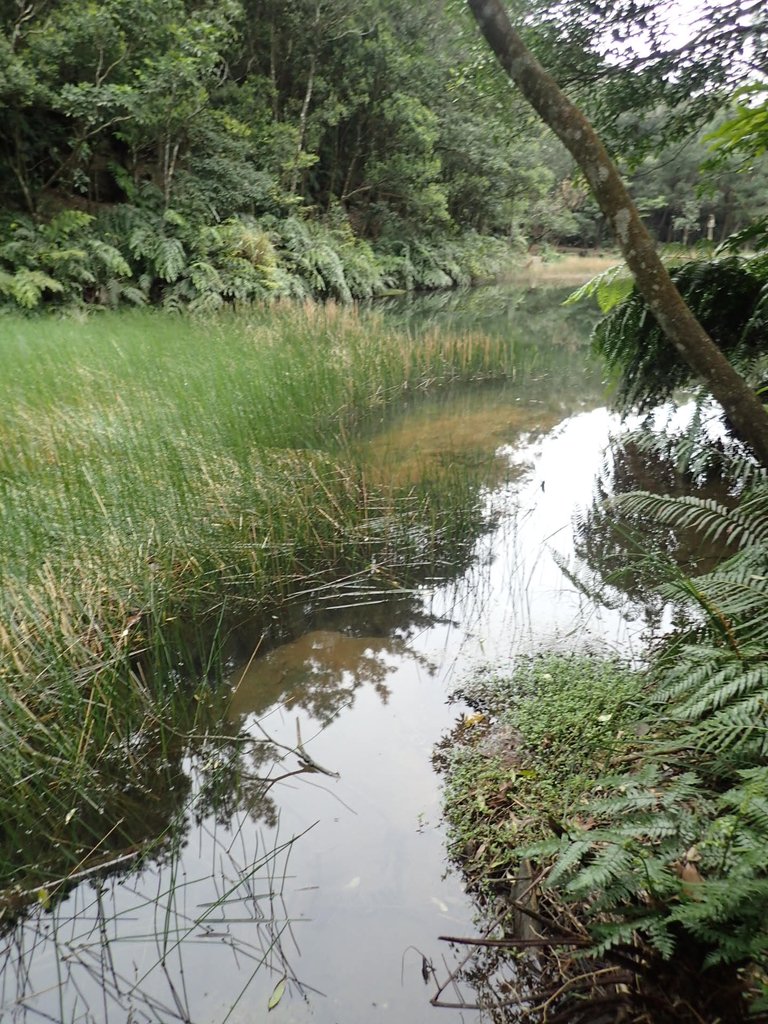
0, 200, 621, 314
439, 442, 768, 1021
506, 249, 622, 287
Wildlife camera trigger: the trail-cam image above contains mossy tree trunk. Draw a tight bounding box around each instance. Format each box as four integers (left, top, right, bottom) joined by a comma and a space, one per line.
467, 0, 768, 468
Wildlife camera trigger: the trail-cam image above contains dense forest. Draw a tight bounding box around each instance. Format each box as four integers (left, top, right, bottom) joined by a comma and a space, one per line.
2, 0, 768, 310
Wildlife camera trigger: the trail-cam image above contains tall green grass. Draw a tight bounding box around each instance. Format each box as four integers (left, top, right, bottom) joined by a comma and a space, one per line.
0, 302, 519, 899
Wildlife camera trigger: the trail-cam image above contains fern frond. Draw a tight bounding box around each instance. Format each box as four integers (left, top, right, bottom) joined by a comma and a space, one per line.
10, 269, 64, 308
564, 261, 631, 312
613, 491, 768, 549
672, 664, 768, 722
154, 237, 186, 283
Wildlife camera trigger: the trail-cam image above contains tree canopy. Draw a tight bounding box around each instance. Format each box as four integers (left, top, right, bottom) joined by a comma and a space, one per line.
1, 0, 767, 310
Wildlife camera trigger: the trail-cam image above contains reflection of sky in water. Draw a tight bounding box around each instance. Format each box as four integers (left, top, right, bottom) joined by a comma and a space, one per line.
218, 409, 646, 1024
431, 407, 645, 669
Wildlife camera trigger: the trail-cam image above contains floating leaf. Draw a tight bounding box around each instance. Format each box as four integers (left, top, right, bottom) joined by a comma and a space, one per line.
268, 977, 286, 1011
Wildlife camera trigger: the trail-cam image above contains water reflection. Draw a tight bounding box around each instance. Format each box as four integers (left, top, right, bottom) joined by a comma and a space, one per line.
372, 281, 600, 347
3, 285, 638, 1024
569, 423, 737, 621
0, 806, 308, 1024
228, 629, 431, 721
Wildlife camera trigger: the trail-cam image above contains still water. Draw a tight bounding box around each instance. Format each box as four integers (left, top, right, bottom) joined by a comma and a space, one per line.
2, 284, 643, 1023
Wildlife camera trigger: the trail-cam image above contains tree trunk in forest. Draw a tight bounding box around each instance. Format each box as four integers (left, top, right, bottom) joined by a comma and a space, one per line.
288, 0, 322, 197
466, 0, 768, 468
288, 51, 317, 196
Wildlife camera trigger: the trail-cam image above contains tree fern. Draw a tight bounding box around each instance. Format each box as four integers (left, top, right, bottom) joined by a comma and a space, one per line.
564, 260, 633, 312
611, 491, 768, 549
0, 212, 132, 309
0, 268, 64, 308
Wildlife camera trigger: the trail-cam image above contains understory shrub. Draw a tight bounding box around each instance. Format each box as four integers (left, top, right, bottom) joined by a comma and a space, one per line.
0, 204, 518, 312
527, 476, 768, 998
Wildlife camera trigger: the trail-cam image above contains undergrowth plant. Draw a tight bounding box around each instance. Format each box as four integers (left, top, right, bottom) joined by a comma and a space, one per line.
526, 473, 768, 1001
441, 422, 768, 1014
0, 202, 518, 313
569, 251, 768, 413
441, 655, 644, 901
0, 210, 140, 309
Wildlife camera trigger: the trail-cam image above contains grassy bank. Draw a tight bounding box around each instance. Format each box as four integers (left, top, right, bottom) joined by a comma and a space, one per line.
0, 302, 519, 898
440, 655, 644, 897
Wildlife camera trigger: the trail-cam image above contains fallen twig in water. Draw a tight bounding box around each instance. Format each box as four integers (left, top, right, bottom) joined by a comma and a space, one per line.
437, 934, 590, 948
295, 718, 340, 778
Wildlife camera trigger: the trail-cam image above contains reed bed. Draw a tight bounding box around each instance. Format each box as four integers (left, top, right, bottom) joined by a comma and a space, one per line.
0, 302, 518, 897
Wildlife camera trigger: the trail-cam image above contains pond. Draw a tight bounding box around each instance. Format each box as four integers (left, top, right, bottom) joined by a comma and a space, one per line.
2, 282, 646, 1024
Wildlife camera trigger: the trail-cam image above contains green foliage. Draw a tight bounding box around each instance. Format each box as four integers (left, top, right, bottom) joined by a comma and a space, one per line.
590, 255, 768, 411
473, 655, 642, 780
534, 477, 768, 983
0, 202, 521, 311
442, 654, 645, 896
2, 0, 768, 308
525, 0, 768, 162
0, 210, 135, 309
267, 215, 354, 302
443, 432, 768, 996
705, 84, 768, 162
565, 260, 633, 312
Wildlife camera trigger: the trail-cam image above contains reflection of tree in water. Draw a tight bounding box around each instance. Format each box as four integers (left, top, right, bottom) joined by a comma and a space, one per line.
372, 284, 605, 412
1, 581, 450, 1019
227, 591, 441, 727
569, 431, 736, 623
374, 282, 598, 345
196, 591, 444, 832
0, 723, 195, 923
231, 630, 412, 720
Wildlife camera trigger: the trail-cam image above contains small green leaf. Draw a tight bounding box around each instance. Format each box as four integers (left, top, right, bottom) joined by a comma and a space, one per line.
268, 977, 286, 1011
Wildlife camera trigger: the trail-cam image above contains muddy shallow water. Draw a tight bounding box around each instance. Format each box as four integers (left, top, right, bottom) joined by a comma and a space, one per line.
3, 285, 645, 1024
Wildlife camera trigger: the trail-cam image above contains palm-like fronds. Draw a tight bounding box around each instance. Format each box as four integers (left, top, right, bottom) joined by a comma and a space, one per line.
541, 475, 768, 982
591, 256, 767, 412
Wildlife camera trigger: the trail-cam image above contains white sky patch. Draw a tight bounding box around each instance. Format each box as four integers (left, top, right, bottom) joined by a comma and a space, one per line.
603, 0, 723, 63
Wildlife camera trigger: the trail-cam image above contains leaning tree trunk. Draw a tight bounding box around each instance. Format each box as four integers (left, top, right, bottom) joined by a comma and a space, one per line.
467, 0, 768, 468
